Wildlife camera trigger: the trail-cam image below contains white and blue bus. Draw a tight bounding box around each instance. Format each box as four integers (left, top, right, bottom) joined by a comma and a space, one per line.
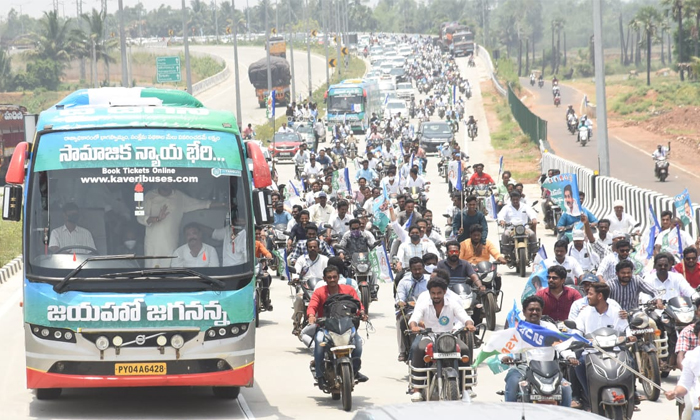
325, 79, 381, 134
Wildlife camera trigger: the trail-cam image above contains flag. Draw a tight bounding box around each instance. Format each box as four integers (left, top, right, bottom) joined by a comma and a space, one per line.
403, 212, 413, 230
505, 299, 523, 329
521, 265, 548, 301
473, 321, 590, 367
369, 244, 393, 283
384, 93, 389, 105
266, 90, 277, 119
372, 194, 391, 233
487, 192, 498, 219
498, 156, 504, 177
674, 189, 693, 227
632, 204, 660, 276
676, 225, 684, 255
537, 245, 548, 262
285, 180, 304, 207
447, 160, 459, 190
455, 163, 463, 191
331, 168, 352, 195
283, 247, 291, 280
452, 84, 456, 105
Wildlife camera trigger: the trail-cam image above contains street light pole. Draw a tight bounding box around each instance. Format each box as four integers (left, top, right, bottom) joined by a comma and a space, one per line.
182, 0, 193, 93
232, 0, 243, 129
323, 0, 330, 87
265, 0, 273, 122
592, 0, 610, 176
305, 0, 312, 100
288, 0, 296, 101
118, 0, 128, 87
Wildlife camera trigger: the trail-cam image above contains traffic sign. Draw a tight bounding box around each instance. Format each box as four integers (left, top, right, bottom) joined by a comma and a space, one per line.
156, 56, 182, 83
271, 27, 277, 35
311, 29, 318, 37
333, 36, 339, 43
341, 47, 348, 56
226, 27, 231, 34
328, 58, 337, 68
168, 29, 174, 36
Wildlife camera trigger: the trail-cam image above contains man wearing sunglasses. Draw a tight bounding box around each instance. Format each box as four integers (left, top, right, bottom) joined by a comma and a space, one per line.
535, 265, 581, 322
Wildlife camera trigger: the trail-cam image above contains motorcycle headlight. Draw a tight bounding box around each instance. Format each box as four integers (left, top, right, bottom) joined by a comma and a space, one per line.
357, 263, 370, 272
515, 225, 526, 235
462, 296, 473, 309
594, 335, 618, 348
533, 375, 557, 394
436, 335, 457, 353
678, 310, 695, 324
329, 330, 353, 347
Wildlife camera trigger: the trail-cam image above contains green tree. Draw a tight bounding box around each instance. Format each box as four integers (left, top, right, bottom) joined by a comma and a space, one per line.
631, 6, 662, 85
662, 0, 686, 80
0, 48, 12, 92
72, 9, 117, 87
27, 11, 73, 89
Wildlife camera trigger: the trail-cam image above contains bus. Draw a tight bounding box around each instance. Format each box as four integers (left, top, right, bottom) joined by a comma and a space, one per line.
1, 87, 273, 400
325, 78, 381, 134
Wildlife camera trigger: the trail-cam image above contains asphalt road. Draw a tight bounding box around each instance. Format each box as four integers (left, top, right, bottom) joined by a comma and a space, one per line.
191, 45, 330, 127
0, 53, 679, 420
520, 77, 700, 199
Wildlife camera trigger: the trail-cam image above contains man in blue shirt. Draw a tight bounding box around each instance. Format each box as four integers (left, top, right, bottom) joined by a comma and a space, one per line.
273, 201, 293, 226
395, 257, 429, 362
355, 159, 378, 183
557, 190, 598, 237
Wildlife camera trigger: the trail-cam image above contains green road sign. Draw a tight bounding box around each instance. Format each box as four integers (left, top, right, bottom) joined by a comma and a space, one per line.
156, 56, 182, 83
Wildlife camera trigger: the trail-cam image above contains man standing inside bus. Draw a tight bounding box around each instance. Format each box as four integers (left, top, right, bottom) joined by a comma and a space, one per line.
173, 223, 220, 267
49, 202, 96, 254
138, 185, 223, 268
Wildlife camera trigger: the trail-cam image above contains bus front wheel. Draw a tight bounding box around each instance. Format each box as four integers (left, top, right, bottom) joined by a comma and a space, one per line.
212, 386, 240, 399
36, 388, 62, 400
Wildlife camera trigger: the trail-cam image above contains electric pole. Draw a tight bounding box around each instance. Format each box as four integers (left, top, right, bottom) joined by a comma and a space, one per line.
593, 0, 610, 176
288, 0, 296, 101
118, 0, 128, 87
232, 0, 243, 129
305, 0, 312, 100
182, 0, 193, 93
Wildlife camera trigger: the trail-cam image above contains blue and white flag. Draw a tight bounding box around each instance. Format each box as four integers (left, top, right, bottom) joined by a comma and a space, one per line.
452, 84, 457, 105
384, 93, 389, 105
488, 193, 498, 218
498, 156, 504, 177
455, 163, 463, 191
505, 299, 524, 328
537, 244, 548, 262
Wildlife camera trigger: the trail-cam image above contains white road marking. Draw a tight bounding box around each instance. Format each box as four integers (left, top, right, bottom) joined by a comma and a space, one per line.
0, 287, 22, 321
237, 393, 255, 419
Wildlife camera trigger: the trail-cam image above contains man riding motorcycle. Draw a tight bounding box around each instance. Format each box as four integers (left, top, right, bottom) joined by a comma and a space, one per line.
308, 265, 369, 388
497, 191, 539, 257
395, 257, 430, 362
466, 115, 478, 137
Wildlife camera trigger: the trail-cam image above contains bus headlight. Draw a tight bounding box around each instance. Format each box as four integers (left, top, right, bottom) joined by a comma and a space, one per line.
41, 329, 50, 337
171, 334, 185, 349
95, 336, 110, 351
53, 331, 62, 339
113, 336, 124, 347
156, 336, 167, 346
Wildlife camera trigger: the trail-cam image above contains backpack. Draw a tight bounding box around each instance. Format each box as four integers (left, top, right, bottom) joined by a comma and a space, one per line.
323, 293, 361, 321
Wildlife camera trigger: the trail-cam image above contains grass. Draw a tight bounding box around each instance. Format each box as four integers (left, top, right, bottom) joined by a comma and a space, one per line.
0, 218, 22, 266
253, 54, 366, 143
483, 89, 540, 182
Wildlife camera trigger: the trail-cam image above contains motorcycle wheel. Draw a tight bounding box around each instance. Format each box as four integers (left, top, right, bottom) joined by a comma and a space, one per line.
607, 405, 625, 420
641, 351, 661, 401
517, 248, 527, 277
341, 364, 353, 411
464, 330, 476, 363
661, 370, 670, 378
660, 173, 668, 182
255, 288, 261, 328
359, 283, 371, 315
484, 293, 497, 331
443, 374, 460, 401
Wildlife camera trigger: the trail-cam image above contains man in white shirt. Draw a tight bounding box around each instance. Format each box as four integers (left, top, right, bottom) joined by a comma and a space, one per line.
404, 166, 429, 190
497, 191, 538, 254
572, 283, 631, 409
567, 230, 600, 272
665, 345, 700, 420
542, 239, 584, 284
606, 200, 640, 235
211, 224, 247, 266
309, 192, 334, 225
173, 223, 220, 268
49, 203, 97, 254
327, 200, 351, 237
293, 143, 310, 166
408, 277, 475, 401
381, 166, 403, 195
501, 295, 574, 407
568, 273, 622, 320
644, 252, 698, 302
293, 239, 329, 280
655, 212, 696, 255
303, 154, 323, 176
396, 225, 439, 272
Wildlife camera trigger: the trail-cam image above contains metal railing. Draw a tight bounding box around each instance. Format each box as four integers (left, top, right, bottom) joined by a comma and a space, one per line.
507, 84, 548, 144
477, 45, 506, 98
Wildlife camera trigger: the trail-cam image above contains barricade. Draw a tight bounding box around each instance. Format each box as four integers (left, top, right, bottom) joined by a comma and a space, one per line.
477, 45, 506, 98
540, 152, 697, 237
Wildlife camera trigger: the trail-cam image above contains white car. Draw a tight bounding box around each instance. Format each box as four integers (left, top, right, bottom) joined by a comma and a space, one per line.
383, 99, 408, 120
396, 82, 416, 100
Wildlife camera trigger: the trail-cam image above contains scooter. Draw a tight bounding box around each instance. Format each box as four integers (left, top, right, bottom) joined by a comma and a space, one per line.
654, 156, 669, 182
554, 94, 561, 107
582, 327, 636, 420
578, 126, 589, 147
473, 261, 503, 331
467, 123, 477, 141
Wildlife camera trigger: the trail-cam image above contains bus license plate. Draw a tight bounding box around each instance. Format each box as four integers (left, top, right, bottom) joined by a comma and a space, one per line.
115, 363, 167, 376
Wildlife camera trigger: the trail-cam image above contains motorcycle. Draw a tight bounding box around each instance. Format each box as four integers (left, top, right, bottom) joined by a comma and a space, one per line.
567, 115, 578, 134
405, 186, 428, 213
467, 123, 477, 141
268, 224, 289, 277
438, 106, 446, 119
647, 296, 695, 378
407, 328, 479, 401
290, 274, 322, 336
295, 162, 305, 180
254, 258, 273, 328
500, 222, 539, 278
510, 359, 566, 405
654, 156, 669, 182
578, 126, 589, 147
582, 327, 636, 420
310, 310, 362, 411
348, 251, 378, 314
467, 184, 494, 216
542, 198, 563, 234
468, 57, 475, 67
628, 303, 662, 402
465, 86, 472, 100
530, 77, 536, 86
538, 79, 544, 88
554, 94, 561, 107
473, 261, 503, 331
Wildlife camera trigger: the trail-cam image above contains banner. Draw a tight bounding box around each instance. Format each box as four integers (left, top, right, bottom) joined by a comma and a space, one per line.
369, 244, 393, 283
331, 168, 352, 194
520, 264, 548, 302
284, 179, 304, 208
271, 248, 285, 276
266, 90, 276, 119
542, 173, 581, 217
372, 191, 391, 234
632, 204, 661, 276
447, 160, 460, 190
674, 189, 693, 227
473, 321, 590, 367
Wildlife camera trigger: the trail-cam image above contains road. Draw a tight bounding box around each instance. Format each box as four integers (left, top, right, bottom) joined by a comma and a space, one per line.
0, 54, 678, 419
520, 77, 700, 199
191, 45, 330, 127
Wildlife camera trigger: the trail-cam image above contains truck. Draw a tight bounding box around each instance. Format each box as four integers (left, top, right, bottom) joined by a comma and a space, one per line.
438, 22, 474, 56
248, 56, 292, 108
267, 36, 287, 58
0, 104, 28, 185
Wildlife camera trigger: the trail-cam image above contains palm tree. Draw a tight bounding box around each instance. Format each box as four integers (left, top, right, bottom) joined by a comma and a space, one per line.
631, 6, 662, 86
0, 48, 12, 92
27, 11, 73, 88
662, 0, 685, 80
72, 9, 117, 87
686, 0, 700, 58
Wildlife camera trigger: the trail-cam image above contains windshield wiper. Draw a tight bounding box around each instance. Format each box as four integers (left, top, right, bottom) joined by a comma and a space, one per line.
53, 255, 176, 293
99, 267, 225, 289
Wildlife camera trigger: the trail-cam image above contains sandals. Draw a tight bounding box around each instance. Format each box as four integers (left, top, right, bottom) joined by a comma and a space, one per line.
398, 353, 408, 362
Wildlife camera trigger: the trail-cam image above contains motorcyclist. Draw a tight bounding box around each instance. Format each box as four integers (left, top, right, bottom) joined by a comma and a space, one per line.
408, 277, 476, 402
242, 123, 255, 139
395, 257, 430, 362
307, 265, 369, 388
459, 224, 506, 266
552, 84, 560, 98
497, 191, 539, 257
293, 143, 310, 166
338, 219, 373, 255
501, 295, 574, 407
566, 105, 576, 118
315, 149, 332, 168
466, 163, 495, 186
466, 115, 478, 137
652, 142, 670, 160
304, 153, 322, 176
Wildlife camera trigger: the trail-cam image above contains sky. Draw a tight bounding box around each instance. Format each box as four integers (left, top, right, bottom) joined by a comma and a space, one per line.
0, 0, 268, 20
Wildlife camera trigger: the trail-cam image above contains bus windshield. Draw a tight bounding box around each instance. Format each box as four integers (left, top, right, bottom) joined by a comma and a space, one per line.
328, 91, 363, 113
25, 127, 252, 283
